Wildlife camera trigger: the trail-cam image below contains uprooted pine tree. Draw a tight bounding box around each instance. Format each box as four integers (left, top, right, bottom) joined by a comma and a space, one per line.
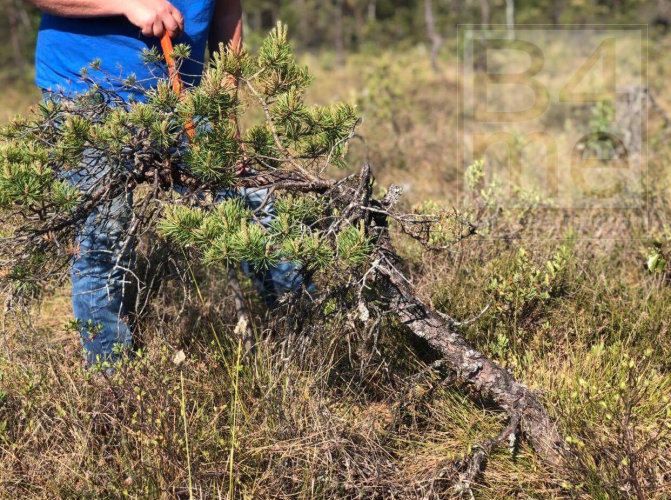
0, 24, 571, 475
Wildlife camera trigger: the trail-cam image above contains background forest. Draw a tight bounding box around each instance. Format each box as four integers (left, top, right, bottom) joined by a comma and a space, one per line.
1, 1, 671, 499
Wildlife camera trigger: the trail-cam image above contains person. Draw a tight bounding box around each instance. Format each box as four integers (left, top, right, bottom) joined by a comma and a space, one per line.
28, 0, 304, 367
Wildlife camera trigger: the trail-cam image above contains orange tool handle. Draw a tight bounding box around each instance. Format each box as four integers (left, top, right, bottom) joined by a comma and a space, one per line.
160, 34, 195, 139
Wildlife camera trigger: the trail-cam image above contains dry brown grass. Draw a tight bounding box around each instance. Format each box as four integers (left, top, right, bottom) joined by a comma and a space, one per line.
2, 40, 671, 498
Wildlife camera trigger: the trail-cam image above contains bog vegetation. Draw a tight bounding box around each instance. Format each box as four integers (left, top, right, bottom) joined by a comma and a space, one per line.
0, 17, 670, 500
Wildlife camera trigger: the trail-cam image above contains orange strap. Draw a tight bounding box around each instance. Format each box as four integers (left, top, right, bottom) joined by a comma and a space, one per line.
160, 34, 195, 139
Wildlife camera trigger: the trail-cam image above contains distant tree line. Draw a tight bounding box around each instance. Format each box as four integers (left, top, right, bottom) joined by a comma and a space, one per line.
244, 0, 671, 57
0, 0, 669, 78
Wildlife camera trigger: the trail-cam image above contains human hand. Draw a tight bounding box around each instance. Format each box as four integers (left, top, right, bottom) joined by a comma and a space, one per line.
121, 0, 184, 38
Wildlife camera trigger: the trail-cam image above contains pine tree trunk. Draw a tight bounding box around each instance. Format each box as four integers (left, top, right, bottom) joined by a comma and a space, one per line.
353, 1, 365, 46
296, 0, 310, 46
334, 0, 346, 65
7, 2, 25, 70
455, 0, 464, 24
270, 5, 279, 29
552, 0, 562, 25
506, 0, 515, 37
424, 0, 443, 73
367, 0, 376, 21
657, 0, 671, 31
250, 9, 261, 31
480, 0, 490, 27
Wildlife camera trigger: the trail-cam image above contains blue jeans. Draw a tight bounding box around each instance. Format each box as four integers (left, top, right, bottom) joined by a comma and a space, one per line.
72, 181, 306, 366
43, 91, 306, 366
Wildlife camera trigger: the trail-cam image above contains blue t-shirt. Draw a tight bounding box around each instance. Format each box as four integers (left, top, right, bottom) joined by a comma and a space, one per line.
35, 1, 216, 101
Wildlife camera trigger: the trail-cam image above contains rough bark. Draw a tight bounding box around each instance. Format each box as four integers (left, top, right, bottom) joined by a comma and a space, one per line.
318, 168, 572, 466
378, 260, 568, 466
224, 167, 568, 467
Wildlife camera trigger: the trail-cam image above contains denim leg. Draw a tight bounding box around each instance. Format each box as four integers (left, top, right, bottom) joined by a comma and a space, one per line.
216, 186, 309, 306
71, 181, 134, 367
43, 88, 135, 367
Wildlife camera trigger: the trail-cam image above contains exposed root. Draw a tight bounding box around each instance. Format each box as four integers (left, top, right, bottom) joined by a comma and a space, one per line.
376, 254, 569, 467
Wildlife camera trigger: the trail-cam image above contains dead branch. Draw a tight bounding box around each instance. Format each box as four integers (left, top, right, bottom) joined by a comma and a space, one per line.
378, 256, 568, 466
